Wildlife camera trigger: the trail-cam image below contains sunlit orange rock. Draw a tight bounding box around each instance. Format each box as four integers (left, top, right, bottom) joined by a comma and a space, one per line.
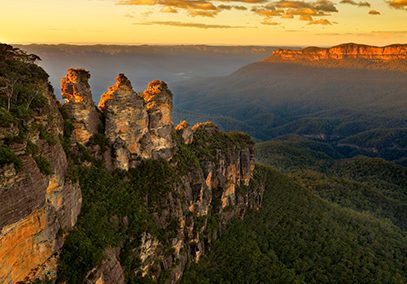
176, 120, 193, 144
61, 68, 100, 144
265, 43, 407, 72
141, 80, 175, 160
98, 73, 149, 170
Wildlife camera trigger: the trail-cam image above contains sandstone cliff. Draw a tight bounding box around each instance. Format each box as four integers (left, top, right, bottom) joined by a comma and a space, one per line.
0, 46, 81, 283
265, 43, 407, 72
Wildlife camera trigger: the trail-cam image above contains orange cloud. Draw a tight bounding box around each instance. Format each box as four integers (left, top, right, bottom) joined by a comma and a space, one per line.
252, 0, 337, 26
261, 18, 281, 24
161, 6, 178, 12
387, 0, 407, 9
307, 18, 332, 25
368, 9, 381, 15
340, 0, 370, 7
119, 0, 219, 18
134, 20, 253, 28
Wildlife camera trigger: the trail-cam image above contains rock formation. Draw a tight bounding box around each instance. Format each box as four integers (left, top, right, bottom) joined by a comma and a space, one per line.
97, 75, 175, 169
176, 120, 194, 144
265, 43, 407, 72
99, 74, 149, 170
61, 68, 100, 145
141, 80, 175, 160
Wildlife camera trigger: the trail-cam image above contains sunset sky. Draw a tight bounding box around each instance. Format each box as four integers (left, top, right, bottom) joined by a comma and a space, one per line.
1, 0, 406, 46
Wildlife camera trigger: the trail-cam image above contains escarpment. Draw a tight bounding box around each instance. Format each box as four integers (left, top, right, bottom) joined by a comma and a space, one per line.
1, 44, 264, 284
0, 46, 81, 283
265, 43, 407, 72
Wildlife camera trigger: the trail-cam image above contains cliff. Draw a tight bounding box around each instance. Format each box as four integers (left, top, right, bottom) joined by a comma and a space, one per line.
265, 43, 407, 72
0, 44, 264, 284
0, 45, 81, 283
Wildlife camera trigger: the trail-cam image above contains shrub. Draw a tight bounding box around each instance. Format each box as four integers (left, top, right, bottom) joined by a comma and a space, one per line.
0, 107, 15, 127
0, 143, 21, 170
34, 155, 52, 175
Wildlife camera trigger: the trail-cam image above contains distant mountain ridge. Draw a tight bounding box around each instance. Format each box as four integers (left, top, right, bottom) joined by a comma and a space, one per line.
14, 44, 280, 98
264, 43, 407, 72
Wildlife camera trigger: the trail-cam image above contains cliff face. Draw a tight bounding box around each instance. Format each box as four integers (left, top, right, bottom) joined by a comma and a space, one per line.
265, 43, 407, 72
82, 121, 259, 284
135, 123, 258, 283
0, 47, 81, 283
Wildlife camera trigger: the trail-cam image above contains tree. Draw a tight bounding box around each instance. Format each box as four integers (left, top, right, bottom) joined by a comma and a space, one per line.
25, 86, 43, 110
0, 76, 18, 111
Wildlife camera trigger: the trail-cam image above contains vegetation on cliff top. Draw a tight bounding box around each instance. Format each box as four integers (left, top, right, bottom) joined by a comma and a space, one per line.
0, 44, 53, 171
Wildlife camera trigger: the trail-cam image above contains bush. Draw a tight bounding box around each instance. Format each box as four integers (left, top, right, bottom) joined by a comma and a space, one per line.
0, 107, 15, 127
37, 124, 56, 145
34, 155, 52, 175
0, 143, 21, 170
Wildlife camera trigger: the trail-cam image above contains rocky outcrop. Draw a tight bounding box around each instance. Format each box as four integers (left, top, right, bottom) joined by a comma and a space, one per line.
141, 80, 175, 160
97, 75, 175, 169
176, 120, 193, 145
86, 248, 125, 284
0, 82, 81, 283
81, 120, 259, 284
128, 123, 258, 283
61, 68, 100, 145
99, 74, 149, 170
265, 43, 407, 72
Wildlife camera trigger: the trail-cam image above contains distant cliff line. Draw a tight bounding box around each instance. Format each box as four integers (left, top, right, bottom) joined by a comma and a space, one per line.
263, 43, 407, 72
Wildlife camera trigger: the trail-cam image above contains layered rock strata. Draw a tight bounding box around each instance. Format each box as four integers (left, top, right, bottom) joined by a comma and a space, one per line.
0, 82, 81, 283
1, 61, 262, 284
265, 43, 407, 72
269, 43, 407, 62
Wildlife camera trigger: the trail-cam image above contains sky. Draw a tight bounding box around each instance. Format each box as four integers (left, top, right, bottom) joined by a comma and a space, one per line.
0, 0, 406, 46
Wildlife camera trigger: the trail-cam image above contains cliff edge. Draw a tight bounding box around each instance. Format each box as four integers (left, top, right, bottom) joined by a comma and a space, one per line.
264, 43, 407, 72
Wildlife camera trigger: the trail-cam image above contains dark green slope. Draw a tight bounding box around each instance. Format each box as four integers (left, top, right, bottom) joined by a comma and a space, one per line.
256, 137, 407, 230
256, 135, 343, 172
181, 166, 407, 283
